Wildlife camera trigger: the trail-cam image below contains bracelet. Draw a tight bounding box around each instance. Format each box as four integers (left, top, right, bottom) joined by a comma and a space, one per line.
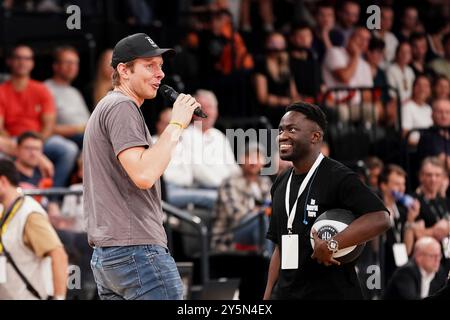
169, 121, 185, 130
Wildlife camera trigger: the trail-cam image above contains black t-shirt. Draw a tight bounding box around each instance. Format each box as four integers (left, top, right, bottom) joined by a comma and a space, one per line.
267, 157, 388, 299
414, 193, 448, 228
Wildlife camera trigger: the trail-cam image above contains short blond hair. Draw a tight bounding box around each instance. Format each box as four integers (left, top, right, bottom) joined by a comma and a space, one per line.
112, 61, 135, 87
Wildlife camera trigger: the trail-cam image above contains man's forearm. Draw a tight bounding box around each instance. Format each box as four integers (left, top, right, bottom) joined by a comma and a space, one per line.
334, 211, 391, 249
264, 245, 280, 300
53, 124, 85, 137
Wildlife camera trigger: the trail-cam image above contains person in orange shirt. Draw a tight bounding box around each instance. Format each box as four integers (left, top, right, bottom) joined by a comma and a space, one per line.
0, 45, 78, 188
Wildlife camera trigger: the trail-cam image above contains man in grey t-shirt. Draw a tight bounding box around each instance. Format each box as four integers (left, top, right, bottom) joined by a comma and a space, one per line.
83, 33, 200, 300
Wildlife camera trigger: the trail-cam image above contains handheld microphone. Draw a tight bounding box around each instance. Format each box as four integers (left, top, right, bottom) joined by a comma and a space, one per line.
158, 84, 208, 118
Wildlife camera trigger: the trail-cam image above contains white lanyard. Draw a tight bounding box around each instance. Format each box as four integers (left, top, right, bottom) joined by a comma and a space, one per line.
285, 153, 324, 233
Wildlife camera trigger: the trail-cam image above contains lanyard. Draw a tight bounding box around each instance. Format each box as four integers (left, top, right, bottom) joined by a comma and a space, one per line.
285, 153, 324, 234
0, 196, 24, 254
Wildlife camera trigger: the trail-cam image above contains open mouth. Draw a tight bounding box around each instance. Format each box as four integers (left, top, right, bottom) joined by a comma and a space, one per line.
279, 143, 292, 151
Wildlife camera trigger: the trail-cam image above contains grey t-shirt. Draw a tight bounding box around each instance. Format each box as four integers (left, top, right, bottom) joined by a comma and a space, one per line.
45, 79, 91, 125
83, 91, 167, 248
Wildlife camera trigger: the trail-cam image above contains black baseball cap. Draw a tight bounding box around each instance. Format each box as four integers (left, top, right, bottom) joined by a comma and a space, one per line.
111, 33, 175, 68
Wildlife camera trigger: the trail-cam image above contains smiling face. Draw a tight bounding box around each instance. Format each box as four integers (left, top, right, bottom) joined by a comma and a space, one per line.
278, 111, 322, 162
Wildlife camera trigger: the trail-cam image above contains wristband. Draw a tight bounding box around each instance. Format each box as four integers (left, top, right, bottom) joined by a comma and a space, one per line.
169, 121, 185, 129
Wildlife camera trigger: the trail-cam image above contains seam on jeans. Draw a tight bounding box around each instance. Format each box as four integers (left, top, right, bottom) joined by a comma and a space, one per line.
149, 255, 170, 299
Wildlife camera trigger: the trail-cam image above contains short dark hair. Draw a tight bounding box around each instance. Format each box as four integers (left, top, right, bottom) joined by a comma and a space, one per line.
17, 131, 42, 146
369, 37, 385, 51
286, 102, 328, 134
378, 164, 406, 186
409, 32, 427, 44
290, 21, 313, 35
8, 44, 33, 58
0, 159, 20, 187
53, 45, 78, 63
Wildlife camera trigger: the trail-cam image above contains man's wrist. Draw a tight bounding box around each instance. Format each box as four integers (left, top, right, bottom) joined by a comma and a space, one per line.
326, 238, 339, 253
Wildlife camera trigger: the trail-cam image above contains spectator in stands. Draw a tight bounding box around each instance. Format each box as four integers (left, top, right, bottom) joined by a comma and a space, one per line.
211, 143, 272, 253
426, 17, 450, 58
433, 75, 450, 100
45, 46, 90, 149
15, 131, 50, 190
412, 158, 449, 249
0, 159, 68, 300
379, 164, 420, 283
364, 156, 384, 191
428, 33, 450, 81
312, 1, 344, 62
91, 49, 113, 108
335, 0, 360, 45
254, 32, 300, 128
387, 41, 415, 104
0, 45, 78, 189
402, 75, 433, 146
410, 33, 432, 76
384, 236, 447, 300
417, 99, 450, 169
395, 6, 420, 43
240, 0, 274, 33
163, 90, 240, 209
289, 22, 321, 103
373, 5, 398, 68
322, 27, 375, 122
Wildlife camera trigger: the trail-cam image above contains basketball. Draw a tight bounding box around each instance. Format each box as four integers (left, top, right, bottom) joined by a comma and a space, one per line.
310, 208, 366, 263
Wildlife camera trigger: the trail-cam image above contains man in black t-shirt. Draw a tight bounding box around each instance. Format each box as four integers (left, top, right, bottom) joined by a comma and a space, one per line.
263, 102, 391, 300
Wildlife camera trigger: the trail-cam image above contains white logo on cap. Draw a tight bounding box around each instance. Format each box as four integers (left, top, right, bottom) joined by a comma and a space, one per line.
145, 36, 158, 48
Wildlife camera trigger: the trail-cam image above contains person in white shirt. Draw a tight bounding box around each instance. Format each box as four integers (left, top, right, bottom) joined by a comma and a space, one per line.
387, 42, 415, 104
160, 90, 241, 209
322, 27, 375, 122
402, 75, 433, 145
45, 46, 90, 149
373, 5, 398, 68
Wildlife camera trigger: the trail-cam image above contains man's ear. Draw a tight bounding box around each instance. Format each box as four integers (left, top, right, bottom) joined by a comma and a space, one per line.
311, 131, 322, 144
117, 63, 129, 80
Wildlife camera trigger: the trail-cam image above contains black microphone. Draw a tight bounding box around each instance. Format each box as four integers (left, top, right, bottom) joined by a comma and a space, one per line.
158, 84, 207, 118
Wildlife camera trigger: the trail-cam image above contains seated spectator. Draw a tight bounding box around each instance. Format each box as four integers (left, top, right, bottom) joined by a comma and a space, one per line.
384, 237, 447, 300
162, 90, 240, 209
322, 27, 376, 122
366, 37, 395, 125
373, 5, 398, 68
417, 99, 450, 168
254, 32, 300, 128
410, 32, 433, 77
428, 33, 450, 81
411, 158, 449, 253
0, 45, 78, 188
289, 22, 321, 102
91, 49, 113, 108
364, 156, 384, 191
211, 143, 272, 253
379, 164, 420, 283
14, 131, 51, 190
433, 75, 450, 100
387, 42, 415, 104
402, 75, 433, 146
0, 159, 68, 300
45, 46, 90, 149
312, 1, 344, 62
395, 6, 421, 43
335, 0, 360, 45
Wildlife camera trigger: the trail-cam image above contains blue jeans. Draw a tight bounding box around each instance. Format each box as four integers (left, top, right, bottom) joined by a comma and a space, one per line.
166, 183, 217, 209
234, 214, 273, 254
91, 245, 184, 300
44, 135, 79, 187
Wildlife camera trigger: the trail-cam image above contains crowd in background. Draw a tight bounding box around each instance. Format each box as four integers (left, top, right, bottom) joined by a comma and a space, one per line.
0, 0, 450, 300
